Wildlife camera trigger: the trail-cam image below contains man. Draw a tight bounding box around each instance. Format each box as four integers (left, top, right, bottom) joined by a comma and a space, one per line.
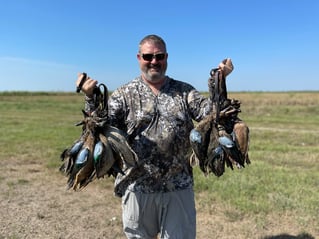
77, 34, 227, 239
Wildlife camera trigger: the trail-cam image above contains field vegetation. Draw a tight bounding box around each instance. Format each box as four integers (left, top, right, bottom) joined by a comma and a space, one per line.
0, 91, 318, 239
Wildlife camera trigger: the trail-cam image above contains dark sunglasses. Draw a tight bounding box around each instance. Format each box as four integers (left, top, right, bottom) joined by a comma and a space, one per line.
141, 53, 166, 62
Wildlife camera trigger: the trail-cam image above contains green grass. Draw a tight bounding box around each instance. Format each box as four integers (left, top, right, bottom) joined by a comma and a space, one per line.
1, 91, 318, 232
193, 91, 319, 230
0, 93, 83, 164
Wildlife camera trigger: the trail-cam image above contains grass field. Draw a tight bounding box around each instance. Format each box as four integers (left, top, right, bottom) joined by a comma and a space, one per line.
0, 91, 318, 239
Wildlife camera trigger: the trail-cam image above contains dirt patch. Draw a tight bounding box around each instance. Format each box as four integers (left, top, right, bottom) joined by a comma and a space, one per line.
0, 158, 317, 239
0, 158, 123, 239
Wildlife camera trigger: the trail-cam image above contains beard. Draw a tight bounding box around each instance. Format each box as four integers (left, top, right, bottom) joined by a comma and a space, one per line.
142, 63, 167, 83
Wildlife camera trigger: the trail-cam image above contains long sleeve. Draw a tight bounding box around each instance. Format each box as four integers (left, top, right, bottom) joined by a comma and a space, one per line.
84, 95, 99, 115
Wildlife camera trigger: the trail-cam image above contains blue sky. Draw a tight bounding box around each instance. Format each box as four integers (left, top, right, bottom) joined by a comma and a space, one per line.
1, 0, 318, 92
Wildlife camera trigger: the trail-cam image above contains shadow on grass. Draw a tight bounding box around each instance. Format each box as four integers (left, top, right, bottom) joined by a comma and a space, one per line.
262, 232, 315, 239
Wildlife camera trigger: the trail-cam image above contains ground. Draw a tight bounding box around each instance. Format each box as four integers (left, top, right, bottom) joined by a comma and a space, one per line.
0, 157, 316, 239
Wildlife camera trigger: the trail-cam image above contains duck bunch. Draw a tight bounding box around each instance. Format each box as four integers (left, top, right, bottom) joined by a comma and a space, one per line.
190, 59, 250, 177
59, 84, 137, 190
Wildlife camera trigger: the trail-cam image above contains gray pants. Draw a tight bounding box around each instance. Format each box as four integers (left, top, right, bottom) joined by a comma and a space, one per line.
122, 188, 196, 239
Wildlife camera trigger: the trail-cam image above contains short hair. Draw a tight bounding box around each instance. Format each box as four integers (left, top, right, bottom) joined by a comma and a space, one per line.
138, 34, 167, 53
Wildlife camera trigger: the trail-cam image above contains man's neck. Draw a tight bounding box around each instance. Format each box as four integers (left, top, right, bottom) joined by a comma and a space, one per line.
142, 76, 166, 95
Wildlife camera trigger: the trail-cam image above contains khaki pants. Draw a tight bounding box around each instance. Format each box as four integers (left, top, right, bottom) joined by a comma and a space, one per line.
122, 188, 196, 239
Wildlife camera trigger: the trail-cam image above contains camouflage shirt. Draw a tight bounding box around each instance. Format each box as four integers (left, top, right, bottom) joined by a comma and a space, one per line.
86, 76, 211, 196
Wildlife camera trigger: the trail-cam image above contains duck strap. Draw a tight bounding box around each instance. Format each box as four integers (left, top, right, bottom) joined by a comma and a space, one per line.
214, 71, 220, 125
75, 72, 108, 117
210, 68, 221, 125
93, 83, 108, 116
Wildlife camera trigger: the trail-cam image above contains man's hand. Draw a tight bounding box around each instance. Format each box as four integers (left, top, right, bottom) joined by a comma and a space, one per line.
218, 58, 234, 77
76, 73, 98, 97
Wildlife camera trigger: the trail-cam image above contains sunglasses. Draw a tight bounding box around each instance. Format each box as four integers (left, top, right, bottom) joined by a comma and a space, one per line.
141, 53, 166, 62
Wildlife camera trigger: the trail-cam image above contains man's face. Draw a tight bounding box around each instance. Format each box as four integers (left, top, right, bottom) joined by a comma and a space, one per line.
137, 41, 168, 84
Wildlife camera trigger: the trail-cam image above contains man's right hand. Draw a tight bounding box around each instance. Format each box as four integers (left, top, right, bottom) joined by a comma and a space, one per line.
76, 73, 98, 97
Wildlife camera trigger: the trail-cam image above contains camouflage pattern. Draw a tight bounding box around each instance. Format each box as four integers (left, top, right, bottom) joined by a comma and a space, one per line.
85, 76, 211, 196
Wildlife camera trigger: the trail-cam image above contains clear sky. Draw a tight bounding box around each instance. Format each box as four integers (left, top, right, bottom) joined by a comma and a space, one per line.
1, 0, 318, 92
